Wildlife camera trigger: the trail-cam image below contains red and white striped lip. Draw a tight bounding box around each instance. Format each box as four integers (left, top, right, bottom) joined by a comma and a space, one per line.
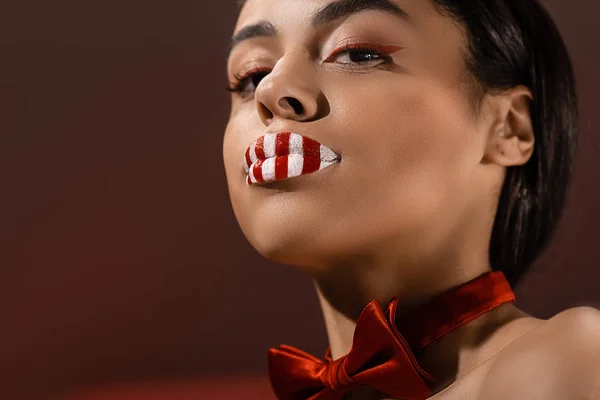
244, 132, 341, 186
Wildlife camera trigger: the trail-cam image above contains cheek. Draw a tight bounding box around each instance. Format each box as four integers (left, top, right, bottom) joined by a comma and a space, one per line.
222, 121, 243, 196
222, 113, 257, 234
390, 85, 475, 176
222, 105, 264, 180
331, 79, 478, 220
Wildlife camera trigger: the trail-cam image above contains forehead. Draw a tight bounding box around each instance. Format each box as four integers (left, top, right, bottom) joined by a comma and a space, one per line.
236, 0, 440, 30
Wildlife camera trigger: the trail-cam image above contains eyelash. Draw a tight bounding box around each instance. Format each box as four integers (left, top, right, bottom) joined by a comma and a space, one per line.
227, 67, 271, 95
227, 43, 400, 97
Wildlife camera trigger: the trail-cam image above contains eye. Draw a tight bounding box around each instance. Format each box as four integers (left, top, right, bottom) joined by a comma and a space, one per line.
324, 42, 403, 66
227, 67, 271, 98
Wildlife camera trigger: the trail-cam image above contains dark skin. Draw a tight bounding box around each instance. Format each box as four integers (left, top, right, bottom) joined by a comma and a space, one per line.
223, 0, 600, 398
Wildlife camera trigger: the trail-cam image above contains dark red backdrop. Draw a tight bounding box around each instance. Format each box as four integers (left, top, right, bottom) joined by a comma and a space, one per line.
0, 1, 598, 398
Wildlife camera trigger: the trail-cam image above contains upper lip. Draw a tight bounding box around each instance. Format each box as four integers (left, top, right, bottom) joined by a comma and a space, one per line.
244, 132, 340, 173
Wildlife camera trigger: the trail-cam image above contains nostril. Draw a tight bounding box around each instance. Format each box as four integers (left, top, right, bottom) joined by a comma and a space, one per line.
258, 102, 274, 121
281, 97, 304, 115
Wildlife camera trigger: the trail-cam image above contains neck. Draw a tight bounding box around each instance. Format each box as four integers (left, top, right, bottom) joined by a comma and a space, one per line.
314, 266, 542, 391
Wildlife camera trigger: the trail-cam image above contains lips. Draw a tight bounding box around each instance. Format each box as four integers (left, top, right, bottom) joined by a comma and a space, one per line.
244, 132, 340, 185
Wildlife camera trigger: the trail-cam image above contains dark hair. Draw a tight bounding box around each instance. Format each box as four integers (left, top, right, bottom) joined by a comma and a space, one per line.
429, 0, 578, 287
234, 0, 578, 287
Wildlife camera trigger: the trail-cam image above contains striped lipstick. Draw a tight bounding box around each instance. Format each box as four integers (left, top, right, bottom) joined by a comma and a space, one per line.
244, 132, 340, 186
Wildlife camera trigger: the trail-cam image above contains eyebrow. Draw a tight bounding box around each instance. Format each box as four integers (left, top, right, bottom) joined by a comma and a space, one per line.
227, 21, 278, 58
227, 0, 411, 59
312, 0, 410, 26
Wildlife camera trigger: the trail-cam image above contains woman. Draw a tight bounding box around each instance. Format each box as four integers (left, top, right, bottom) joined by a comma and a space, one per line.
223, 0, 600, 399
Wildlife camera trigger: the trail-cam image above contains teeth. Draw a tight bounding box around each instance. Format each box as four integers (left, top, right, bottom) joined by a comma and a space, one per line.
244, 132, 340, 185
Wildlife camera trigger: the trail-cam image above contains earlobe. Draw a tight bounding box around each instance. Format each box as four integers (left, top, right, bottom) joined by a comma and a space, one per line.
483, 86, 535, 167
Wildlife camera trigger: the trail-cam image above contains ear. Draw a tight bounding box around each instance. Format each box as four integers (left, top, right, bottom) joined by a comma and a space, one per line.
482, 85, 535, 167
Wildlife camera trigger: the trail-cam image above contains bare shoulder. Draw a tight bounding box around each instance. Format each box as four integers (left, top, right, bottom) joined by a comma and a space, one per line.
478, 306, 600, 400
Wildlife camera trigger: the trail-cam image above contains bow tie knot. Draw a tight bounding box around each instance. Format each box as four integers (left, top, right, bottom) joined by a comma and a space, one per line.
320, 352, 356, 392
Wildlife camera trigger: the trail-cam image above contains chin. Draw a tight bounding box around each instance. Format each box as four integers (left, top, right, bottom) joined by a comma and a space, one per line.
250, 236, 314, 266
242, 213, 325, 266
239, 211, 378, 270
229, 187, 326, 263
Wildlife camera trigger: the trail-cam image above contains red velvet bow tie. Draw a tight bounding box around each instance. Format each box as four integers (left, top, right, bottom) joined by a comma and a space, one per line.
268, 271, 515, 400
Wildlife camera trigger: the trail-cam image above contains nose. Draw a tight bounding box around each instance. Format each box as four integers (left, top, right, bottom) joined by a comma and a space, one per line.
254, 54, 328, 125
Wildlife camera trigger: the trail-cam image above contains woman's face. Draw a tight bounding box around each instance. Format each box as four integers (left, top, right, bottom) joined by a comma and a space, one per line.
223, 0, 490, 269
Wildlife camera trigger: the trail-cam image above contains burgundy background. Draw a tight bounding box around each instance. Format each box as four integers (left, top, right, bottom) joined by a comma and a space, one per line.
0, 0, 598, 398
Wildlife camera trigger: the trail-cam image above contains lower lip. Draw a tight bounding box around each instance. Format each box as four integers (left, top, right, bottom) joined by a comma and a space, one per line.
246, 154, 338, 186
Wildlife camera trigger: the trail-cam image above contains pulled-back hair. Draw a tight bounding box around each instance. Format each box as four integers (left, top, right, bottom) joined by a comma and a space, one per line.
235, 0, 579, 287
430, 0, 578, 286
